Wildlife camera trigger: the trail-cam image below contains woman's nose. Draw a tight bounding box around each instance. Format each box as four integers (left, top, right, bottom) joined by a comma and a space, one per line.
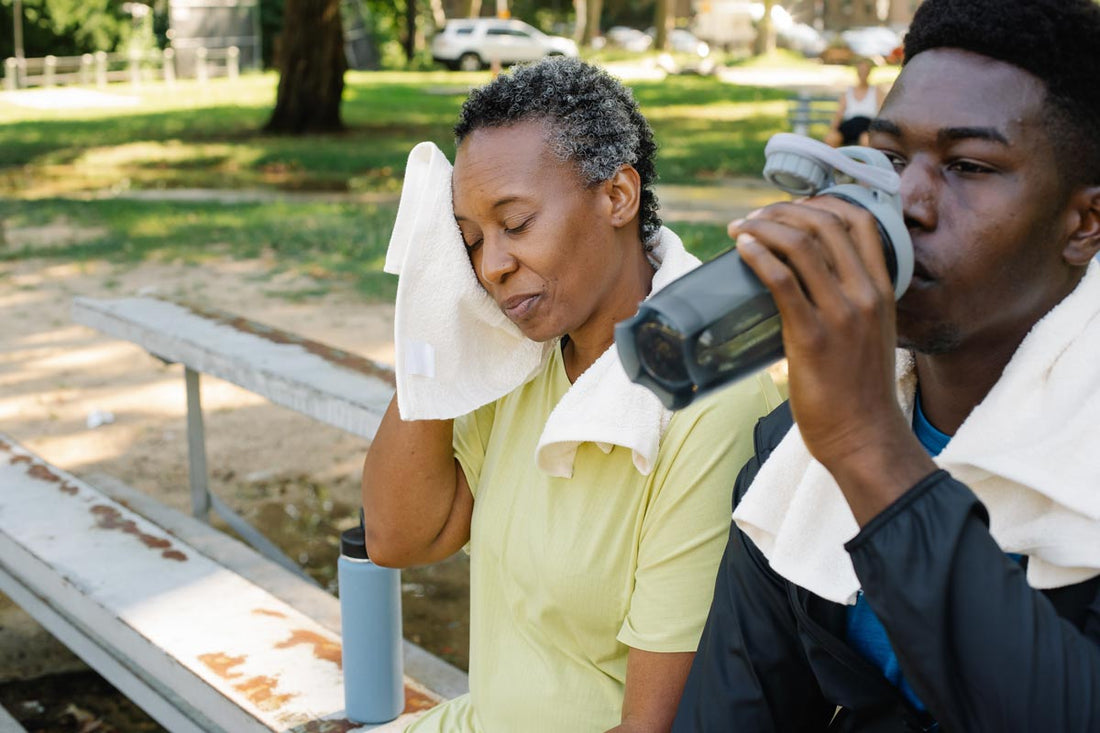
476, 235, 517, 285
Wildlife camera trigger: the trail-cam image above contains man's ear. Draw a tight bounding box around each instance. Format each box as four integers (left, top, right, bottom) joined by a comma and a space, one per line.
605, 164, 642, 229
1063, 185, 1100, 266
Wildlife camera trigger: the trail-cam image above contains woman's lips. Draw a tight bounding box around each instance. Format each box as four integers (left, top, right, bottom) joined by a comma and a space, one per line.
501, 293, 541, 320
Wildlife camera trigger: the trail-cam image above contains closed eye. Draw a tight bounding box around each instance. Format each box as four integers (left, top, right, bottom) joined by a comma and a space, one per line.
504, 216, 533, 236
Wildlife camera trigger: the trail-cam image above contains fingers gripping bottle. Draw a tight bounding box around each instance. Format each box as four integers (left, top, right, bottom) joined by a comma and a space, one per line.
615, 132, 913, 410
339, 510, 404, 723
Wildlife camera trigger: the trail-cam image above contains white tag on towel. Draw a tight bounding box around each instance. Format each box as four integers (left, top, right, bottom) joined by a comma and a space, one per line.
404, 340, 436, 378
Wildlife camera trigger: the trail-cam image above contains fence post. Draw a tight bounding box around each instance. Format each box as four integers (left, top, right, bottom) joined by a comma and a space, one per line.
95, 51, 107, 88
3, 58, 15, 91
128, 48, 141, 88
196, 47, 208, 85
163, 48, 176, 86
80, 54, 93, 85
227, 46, 239, 81
44, 55, 57, 88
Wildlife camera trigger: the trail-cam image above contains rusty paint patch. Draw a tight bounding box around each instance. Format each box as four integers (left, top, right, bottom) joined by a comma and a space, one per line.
170, 299, 397, 387
274, 629, 342, 669
253, 608, 288, 619
287, 718, 361, 733
233, 674, 296, 712
198, 651, 247, 680
27, 464, 61, 482
89, 504, 188, 561
7, 449, 80, 497
403, 684, 439, 713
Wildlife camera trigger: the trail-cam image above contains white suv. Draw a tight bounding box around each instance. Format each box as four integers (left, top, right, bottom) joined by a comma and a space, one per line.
431, 18, 579, 71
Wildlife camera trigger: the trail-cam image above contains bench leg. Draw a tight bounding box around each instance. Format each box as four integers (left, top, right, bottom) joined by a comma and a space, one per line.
184, 367, 212, 522
183, 367, 319, 585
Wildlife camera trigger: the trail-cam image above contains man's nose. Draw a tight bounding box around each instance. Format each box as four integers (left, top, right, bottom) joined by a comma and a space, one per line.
899, 159, 938, 231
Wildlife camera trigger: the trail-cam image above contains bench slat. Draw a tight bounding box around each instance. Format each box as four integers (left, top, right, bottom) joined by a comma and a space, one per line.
71, 297, 396, 439
0, 435, 434, 732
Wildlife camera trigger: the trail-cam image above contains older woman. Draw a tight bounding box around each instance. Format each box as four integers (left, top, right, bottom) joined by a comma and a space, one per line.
362, 57, 778, 732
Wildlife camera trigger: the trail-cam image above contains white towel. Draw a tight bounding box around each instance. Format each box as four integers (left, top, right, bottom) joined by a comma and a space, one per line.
535, 227, 702, 478
384, 141, 550, 420
732, 260, 1100, 605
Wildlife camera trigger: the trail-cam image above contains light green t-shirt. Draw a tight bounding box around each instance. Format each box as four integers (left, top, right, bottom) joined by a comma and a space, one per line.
408, 347, 779, 732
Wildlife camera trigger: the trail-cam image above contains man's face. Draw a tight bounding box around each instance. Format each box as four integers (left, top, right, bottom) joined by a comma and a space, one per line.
869, 49, 1081, 357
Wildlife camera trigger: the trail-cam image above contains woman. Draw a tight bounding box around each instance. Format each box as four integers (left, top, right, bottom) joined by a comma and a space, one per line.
826, 58, 885, 147
362, 57, 778, 732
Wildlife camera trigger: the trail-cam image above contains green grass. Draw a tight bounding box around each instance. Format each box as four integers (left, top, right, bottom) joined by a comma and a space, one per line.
0, 196, 736, 300
0, 68, 791, 298
0, 197, 402, 300
0, 70, 790, 196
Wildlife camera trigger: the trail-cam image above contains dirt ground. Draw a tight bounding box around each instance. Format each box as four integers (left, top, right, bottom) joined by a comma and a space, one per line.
0, 224, 470, 729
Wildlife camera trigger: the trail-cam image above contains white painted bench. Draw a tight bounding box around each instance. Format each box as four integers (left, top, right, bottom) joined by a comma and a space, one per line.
0, 435, 462, 732
0, 295, 470, 729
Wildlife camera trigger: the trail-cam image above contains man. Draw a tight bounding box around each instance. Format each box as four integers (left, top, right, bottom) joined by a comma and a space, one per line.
673, 0, 1100, 730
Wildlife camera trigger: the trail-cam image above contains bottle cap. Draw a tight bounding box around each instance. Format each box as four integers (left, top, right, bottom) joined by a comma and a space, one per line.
341, 525, 369, 559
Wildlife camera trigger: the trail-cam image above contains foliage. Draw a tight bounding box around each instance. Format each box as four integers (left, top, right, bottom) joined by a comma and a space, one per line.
0, 0, 137, 57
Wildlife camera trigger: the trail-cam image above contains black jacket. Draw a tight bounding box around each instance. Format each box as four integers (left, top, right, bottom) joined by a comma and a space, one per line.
673, 403, 1100, 732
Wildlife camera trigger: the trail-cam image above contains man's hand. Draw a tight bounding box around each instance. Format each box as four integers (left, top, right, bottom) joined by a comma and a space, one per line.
731, 198, 935, 524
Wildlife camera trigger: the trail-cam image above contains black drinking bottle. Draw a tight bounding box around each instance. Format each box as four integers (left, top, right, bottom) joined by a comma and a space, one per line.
615, 133, 913, 410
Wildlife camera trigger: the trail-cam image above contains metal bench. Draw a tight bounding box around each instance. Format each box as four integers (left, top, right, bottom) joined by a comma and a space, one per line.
787, 91, 838, 137
0, 295, 471, 729
71, 295, 396, 580
0, 435, 461, 732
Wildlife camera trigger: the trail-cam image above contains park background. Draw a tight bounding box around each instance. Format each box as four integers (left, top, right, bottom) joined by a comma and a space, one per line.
0, 0, 909, 730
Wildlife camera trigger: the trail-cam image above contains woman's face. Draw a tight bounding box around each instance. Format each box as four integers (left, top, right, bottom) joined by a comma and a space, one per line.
452, 120, 636, 344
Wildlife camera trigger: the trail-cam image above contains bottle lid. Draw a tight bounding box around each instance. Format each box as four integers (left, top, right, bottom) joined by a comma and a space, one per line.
341, 525, 369, 559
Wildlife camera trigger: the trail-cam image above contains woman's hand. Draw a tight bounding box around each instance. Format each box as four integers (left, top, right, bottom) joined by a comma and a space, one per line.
730, 198, 934, 524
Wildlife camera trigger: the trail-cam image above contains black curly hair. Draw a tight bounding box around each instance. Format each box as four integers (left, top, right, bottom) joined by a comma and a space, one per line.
904, 0, 1100, 185
453, 56, 662, 245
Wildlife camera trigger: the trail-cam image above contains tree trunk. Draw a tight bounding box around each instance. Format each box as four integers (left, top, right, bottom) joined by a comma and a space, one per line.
584, 0, 602, 46
265, 0, 346, 134
652, 0, 670, 51
429, 0, 446, 30
573, 0, 587, 44
404, 0, 418, 61
754, 0, 776, 55
467, 0, 482, 18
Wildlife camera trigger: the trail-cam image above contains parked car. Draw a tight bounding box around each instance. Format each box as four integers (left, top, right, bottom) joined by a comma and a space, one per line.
839, 26, 903, 61
605, 25, 653, 52
647, 28, 710, 57
778, 22, 827, 57
431, 18, 579, 71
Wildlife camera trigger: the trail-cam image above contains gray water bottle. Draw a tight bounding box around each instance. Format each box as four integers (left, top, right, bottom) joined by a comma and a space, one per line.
339, 512, 404, 723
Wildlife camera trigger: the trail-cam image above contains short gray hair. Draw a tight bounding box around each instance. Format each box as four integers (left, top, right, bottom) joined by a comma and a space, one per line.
454, 56, 661, 244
